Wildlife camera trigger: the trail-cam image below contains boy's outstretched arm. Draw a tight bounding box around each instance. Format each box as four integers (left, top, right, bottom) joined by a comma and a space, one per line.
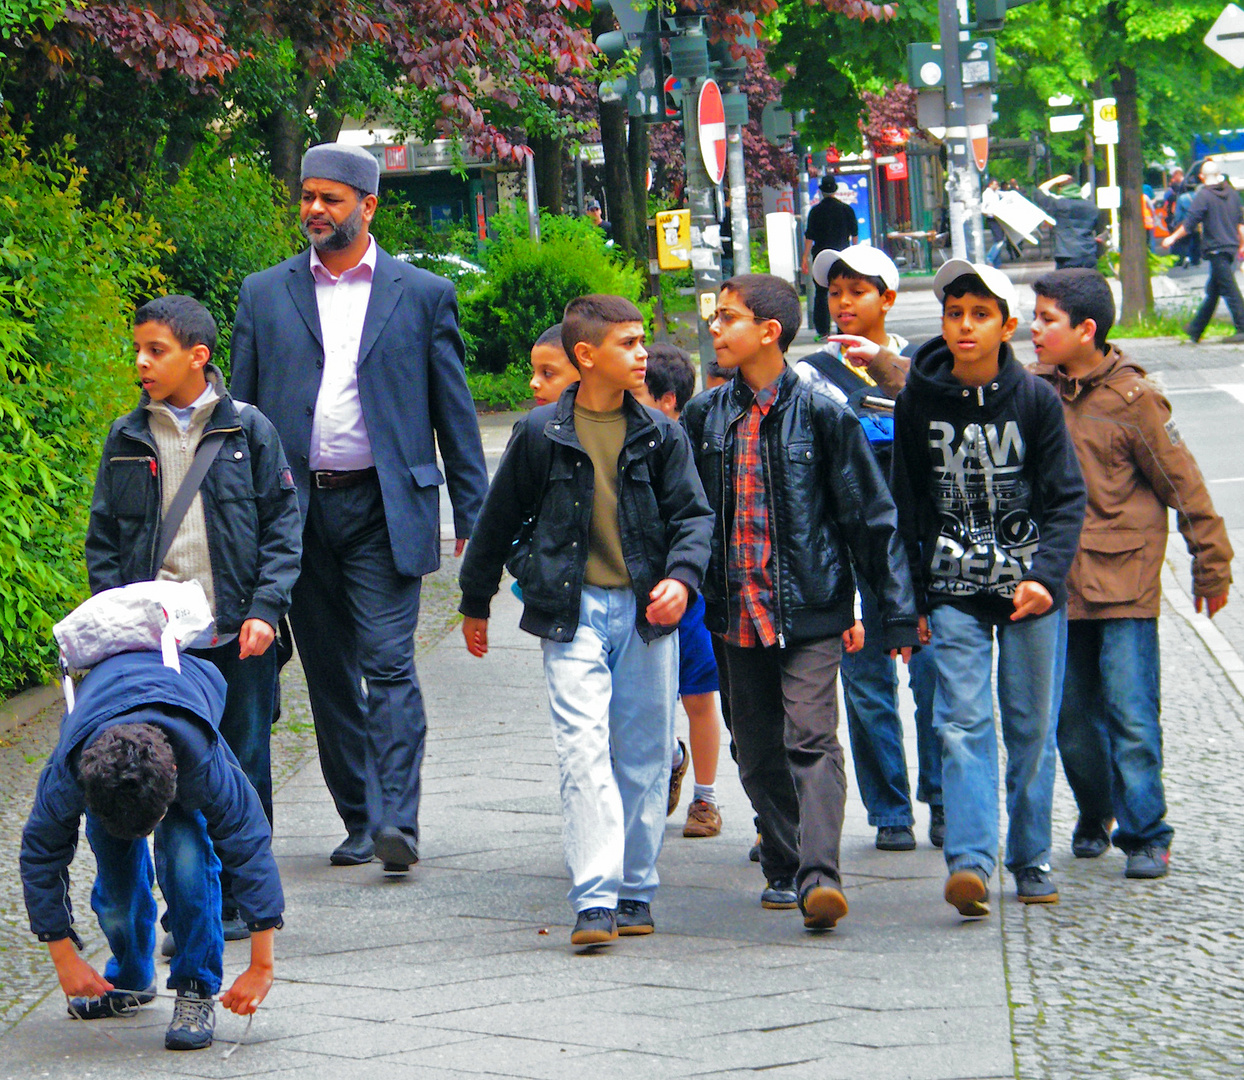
220, 928, 274, 1016
49, 938, 112, 999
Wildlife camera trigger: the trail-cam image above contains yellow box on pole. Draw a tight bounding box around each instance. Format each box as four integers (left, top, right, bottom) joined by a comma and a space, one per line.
656, 209, 691, 270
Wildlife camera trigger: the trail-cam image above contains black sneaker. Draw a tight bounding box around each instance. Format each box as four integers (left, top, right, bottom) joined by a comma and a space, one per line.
760, 877, 798, 909
570, 907, 618, 946
67, 981, 156, 1020
165, 987, 215, 1051
876, 825, 917, 851
615, 899, 655, 936
1071, 816, 1112, 859
944, 867, 990, 917
1015, 866, 1059, 904
221, 907, 251, 942
1125, 844, 1170, 879
929, 805, 946, 849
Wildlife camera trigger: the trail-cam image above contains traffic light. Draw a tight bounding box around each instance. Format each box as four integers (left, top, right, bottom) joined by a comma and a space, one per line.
973, 0, 1037, 32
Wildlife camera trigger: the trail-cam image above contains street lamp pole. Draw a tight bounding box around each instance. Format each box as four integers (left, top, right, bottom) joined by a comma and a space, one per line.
938, 0, 984, 261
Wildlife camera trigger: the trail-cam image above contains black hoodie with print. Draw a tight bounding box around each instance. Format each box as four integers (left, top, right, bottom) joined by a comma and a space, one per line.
890, 337, 1086, 622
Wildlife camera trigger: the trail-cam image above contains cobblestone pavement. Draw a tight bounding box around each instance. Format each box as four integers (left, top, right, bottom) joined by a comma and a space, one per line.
1005, 586, 1244, 1079
0, 557, 464, 1038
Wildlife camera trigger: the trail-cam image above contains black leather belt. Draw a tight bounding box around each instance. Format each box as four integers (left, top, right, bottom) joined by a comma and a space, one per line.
312, 467, 377, 490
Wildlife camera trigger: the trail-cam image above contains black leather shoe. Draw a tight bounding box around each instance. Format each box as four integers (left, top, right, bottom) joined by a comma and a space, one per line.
373, 826, 419, 872
330, 831, 375, 866
571, 907, 617, 946
1071, 816, 1112, 859
876, 825, 917, 851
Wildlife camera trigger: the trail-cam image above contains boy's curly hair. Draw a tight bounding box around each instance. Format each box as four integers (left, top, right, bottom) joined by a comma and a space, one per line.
78, 723, 177, 840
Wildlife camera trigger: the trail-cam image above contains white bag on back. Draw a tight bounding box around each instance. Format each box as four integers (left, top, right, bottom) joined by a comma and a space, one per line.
53, 579, 216, 674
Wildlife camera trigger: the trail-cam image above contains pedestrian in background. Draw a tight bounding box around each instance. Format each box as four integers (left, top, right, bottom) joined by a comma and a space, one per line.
1031, 268, 1232, 880
801, 178, 858, 339
1163, 159, 1244, 344
1033, 175, 1101, 270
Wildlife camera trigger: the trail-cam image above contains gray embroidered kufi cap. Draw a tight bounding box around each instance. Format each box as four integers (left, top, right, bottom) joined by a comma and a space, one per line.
300, 143, 381, 196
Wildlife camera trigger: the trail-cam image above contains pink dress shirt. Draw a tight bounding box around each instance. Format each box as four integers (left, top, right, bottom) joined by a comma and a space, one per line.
308, 237, 378, 470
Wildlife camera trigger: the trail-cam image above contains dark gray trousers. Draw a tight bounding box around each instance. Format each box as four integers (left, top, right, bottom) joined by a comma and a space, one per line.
719, 636, 847, 894
289, 477, 425, 840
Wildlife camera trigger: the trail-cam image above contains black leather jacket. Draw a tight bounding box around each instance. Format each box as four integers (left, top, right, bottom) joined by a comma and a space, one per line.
459, 384, 713, 643
681, 365, 919, 650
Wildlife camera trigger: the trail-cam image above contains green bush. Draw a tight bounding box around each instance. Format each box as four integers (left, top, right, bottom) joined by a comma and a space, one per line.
461, 211, 650, 374
145, 148, 300, 366
0, 127, 169, 695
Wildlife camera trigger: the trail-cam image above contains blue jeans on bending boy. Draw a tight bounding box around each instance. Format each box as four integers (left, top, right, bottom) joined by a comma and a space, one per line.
1056, 618, 1173, 853
542, 586, 678, 912
930, 605, 1066, 879
87, 805, 225, 997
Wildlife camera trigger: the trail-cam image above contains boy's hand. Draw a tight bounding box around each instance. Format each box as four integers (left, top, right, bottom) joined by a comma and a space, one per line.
49, 939, 112, 999
238, 618, 275, 659
462, 616, 489, 656
646, 579, 689, 626
454, 538, 467, 557
889, 646, 914, 665
1196, 590, 1229, 618
916, 614, 931, 645
842, 619, 865, 653
220, 927, 274, 1016
1011, 581, 1053, 621
826, 335, 881, 363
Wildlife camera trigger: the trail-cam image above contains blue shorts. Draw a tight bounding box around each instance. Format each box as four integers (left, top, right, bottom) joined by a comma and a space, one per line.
678, 593, 719, 696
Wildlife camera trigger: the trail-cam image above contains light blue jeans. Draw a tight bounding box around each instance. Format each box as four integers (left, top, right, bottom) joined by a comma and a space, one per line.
541, 586, 678, 913
929, 604, 1066, 878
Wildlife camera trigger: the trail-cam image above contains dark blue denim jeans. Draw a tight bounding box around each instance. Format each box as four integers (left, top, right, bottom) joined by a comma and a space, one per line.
86, 804, 224, 995
840, 582, 942, 827
1056, 618, 1173, 852
190, 640, 278, 913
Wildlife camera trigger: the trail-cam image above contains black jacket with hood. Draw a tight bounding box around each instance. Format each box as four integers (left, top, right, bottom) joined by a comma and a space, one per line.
890, 339, 1086, 622
1183, 179, 1243, 254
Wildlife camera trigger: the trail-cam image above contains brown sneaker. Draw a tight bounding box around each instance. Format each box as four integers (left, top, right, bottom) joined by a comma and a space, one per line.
800, 884, 848, 930
683, 798, 722, 838
667, 738, 689, 815
945, 868, 990, 918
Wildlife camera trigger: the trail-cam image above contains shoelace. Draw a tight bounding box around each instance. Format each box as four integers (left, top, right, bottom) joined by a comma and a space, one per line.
67, 989, 251, 1059
170, 994, 215, 1035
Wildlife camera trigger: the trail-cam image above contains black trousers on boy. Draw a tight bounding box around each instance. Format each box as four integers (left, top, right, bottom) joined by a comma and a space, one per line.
719, 636, 847, 896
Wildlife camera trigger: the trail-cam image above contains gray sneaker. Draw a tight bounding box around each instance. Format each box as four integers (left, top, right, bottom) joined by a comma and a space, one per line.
1015, 865, 1059, 905
165, 987, 215, 1051
760, 877, 798, 909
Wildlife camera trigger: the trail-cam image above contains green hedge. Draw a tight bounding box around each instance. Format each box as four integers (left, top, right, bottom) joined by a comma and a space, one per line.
145, 148, 300, 367
461, 212, 650, 375
0, 128, 168, 696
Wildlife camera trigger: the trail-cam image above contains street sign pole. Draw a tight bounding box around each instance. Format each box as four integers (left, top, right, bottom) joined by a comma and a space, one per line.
937, 0, 985, 262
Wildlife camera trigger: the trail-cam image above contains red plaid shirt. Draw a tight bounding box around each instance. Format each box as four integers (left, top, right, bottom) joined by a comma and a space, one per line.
725, 379, 780, 647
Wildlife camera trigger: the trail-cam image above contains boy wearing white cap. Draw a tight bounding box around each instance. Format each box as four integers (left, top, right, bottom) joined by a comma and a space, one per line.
794, 248, 944, 854
889, 260, 1086, 917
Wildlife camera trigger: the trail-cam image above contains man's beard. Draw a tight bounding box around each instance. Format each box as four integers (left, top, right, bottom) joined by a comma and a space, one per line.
301, 201, 365, 252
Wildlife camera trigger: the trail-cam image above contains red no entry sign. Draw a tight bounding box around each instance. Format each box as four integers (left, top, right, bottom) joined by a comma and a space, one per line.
698, 79, 727, 185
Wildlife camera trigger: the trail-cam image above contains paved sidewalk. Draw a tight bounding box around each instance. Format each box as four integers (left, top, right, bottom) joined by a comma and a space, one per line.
1, 582, 1014, 1080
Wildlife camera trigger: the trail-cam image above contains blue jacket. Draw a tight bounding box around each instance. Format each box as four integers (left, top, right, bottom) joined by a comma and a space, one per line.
459, 384, 713, 643
21, 652, 284, 942
229, 245, 490, 577
84, 367, 302, 635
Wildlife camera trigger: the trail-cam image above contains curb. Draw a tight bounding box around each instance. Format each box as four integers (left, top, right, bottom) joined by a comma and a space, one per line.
1161, 558, 1244, 699
0, 683, 62, 739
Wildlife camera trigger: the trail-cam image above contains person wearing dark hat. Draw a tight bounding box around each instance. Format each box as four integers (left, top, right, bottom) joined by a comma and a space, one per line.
230, 142, 489, 874
584, 197, 613, 241
800, 177, 859, 338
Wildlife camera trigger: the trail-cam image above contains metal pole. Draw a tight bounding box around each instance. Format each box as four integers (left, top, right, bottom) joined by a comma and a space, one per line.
937, 0, 983, 261
576, 154, 585, 216
1106, 142, 1120, 251
727, 125, 750, 275
681, 68, 722, 384
525, 150, 540, 242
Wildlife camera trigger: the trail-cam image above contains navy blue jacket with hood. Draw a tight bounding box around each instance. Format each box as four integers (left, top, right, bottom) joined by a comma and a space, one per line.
20, 651, 284, 944
890, 338, 1086, 622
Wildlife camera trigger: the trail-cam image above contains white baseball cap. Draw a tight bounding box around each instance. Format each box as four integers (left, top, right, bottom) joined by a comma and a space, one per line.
812, 246, 900, 291
932, 258, 1019, 315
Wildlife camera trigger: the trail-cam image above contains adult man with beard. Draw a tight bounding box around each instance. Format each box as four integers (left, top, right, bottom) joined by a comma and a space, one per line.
230, 142, 488, 873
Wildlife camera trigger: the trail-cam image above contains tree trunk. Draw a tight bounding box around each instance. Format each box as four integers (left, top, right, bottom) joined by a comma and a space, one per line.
627, 117, 650, 265
531, 133, 565, 214
600, 96, 639, 256
1115, 62, 1152, 323
261, 75, 320, 205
